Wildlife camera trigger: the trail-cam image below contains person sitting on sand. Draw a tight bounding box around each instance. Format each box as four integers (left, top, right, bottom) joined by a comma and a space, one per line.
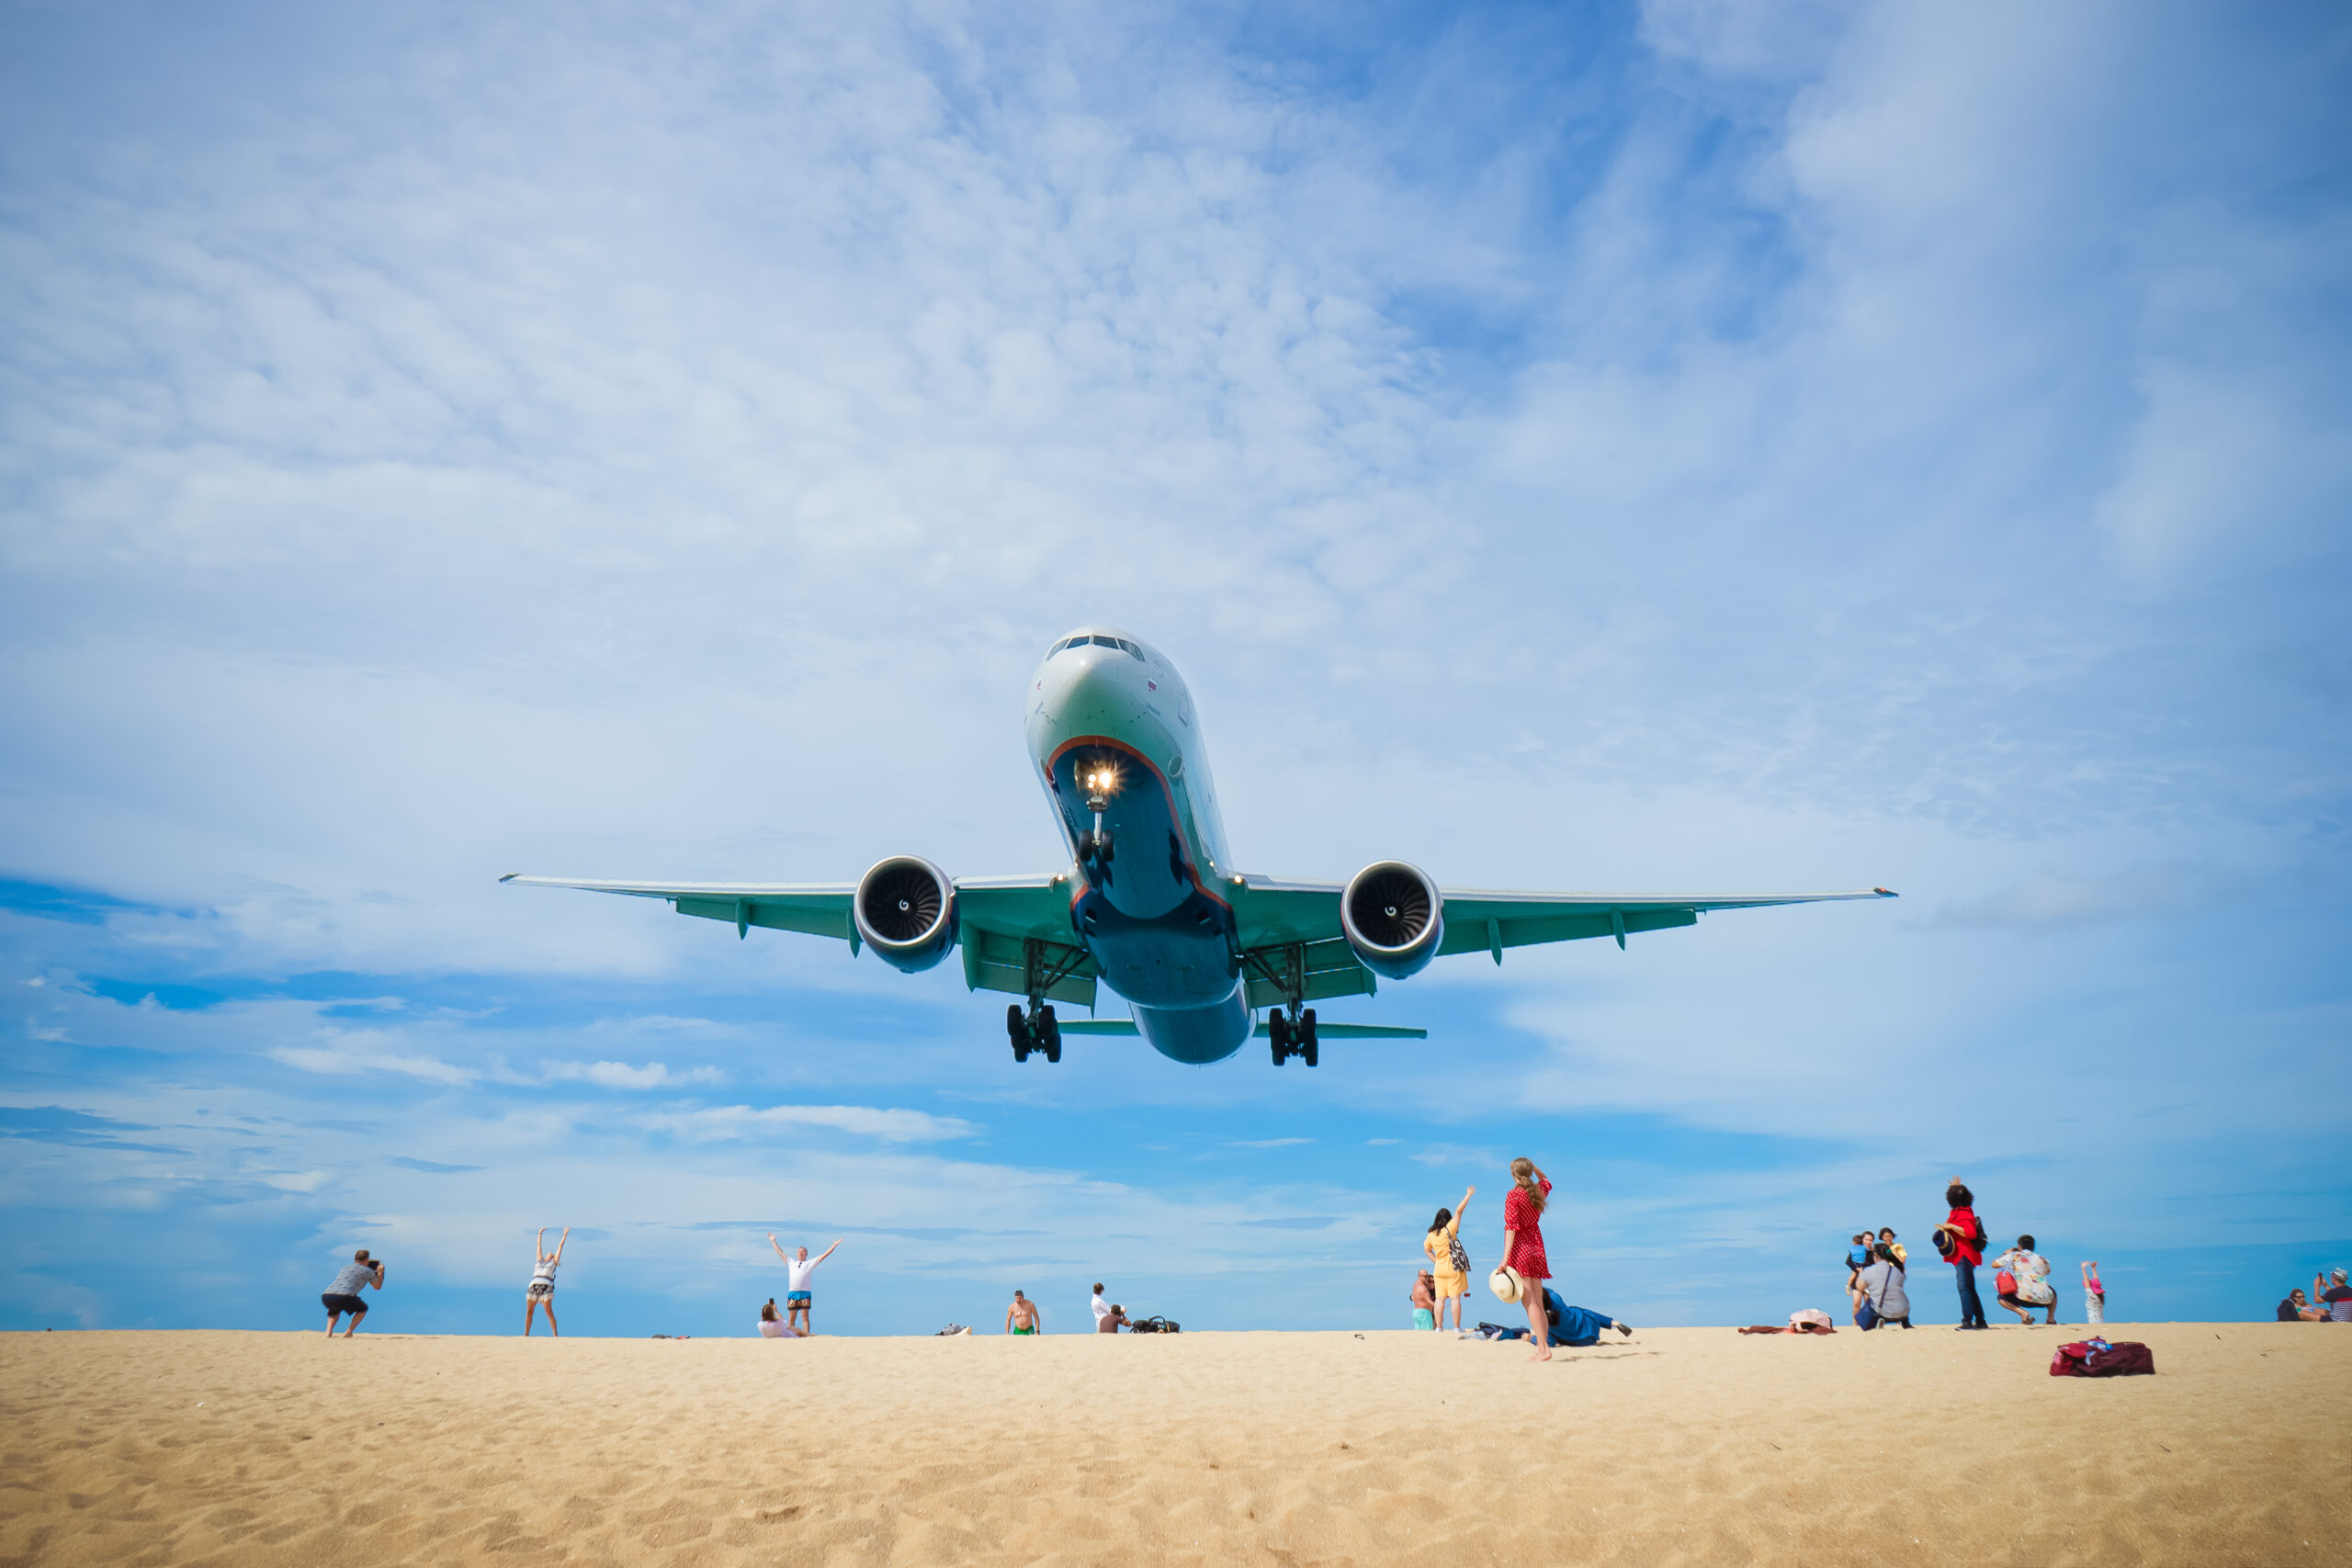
1501, 1156, 1555, 1361
1425, 1185, 1475, 1333
770, 1234, 842, 1337
526, 1226, 568, 1337
1848, 1244, 1910, 1330
1005, 1289, 1043, 1335
1991, 1235, 2058, 1325
322, 1249, 384, 1337
1539, 1287, 1633, 1348
1411, 1269, 1437, 1330
2316, 1268, 2352, 1322
759, 1298, 793, 1337
1096, 1303, 1129, 1333
2277, 1288, 2325, 1322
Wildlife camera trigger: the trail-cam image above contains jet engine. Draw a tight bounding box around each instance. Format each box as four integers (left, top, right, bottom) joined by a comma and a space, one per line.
1339, 860, 1444, 980
854, 856, 958, 973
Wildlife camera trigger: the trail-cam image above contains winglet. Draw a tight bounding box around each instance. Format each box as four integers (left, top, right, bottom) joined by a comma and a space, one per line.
499, 874, 518, 883
1873, 887, 1898, 897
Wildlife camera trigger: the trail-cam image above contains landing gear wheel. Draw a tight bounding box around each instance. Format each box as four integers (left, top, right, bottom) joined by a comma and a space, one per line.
1007, 1004, 1030, 1063
1038, 1006, 1061, 1065
1300, 1009, 1318, 1068
1268, 1010, 1290, 1066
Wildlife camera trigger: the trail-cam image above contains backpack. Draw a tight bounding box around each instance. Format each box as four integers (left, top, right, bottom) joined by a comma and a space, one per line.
1129, 1315, 1181, 1335
2050, 1339, 2154, 1378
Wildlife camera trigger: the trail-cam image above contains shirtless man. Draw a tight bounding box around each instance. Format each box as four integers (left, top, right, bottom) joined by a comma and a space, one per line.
1005, 1289, 1043, 1335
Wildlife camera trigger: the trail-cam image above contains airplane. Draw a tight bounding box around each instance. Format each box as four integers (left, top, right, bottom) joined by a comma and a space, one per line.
504, 626, 1894, 1067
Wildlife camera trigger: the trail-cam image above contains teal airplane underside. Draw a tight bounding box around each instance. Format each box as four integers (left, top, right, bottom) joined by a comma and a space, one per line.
505, 626, 1894, 1066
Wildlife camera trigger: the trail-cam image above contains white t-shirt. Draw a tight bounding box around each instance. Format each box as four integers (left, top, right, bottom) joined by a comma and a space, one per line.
786, 1256, 821, 1292
1092, 1292, 1111, 1324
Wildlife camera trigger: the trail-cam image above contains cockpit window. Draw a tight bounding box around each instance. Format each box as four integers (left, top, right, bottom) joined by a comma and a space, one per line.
1047, 635, 1146, 660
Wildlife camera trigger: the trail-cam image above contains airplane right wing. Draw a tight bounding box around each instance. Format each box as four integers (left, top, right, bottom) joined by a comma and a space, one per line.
500, 870, 1104, 1008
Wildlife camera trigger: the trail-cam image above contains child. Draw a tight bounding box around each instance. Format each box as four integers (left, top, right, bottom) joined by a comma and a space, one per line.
1411, 1269, 1437, 1330
1845, 1232, 1872, 1292
2081, 1260, 2105, 1325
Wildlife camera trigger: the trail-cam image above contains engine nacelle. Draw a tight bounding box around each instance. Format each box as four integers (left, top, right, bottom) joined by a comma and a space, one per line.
854, 856, 958, 973
1340, 861, 1444, 981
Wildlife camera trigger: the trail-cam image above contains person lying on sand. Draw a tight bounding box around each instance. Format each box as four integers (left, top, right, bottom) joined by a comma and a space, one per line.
1539, 1287, 1634, 1347
2277, 1288, 2325, 1322
1005, 1290, 1042, 1335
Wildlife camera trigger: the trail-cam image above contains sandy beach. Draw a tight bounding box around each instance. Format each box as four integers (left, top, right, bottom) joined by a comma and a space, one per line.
3, 1323, 2345, 1567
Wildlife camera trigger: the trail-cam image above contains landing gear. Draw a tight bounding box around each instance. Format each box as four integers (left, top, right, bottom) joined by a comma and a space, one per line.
1269, 1007, 1318, 1066
1007, 1001, 1061, 1064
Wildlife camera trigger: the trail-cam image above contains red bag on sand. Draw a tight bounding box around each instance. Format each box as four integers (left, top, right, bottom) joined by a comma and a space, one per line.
2051, 1340, 2155, 1377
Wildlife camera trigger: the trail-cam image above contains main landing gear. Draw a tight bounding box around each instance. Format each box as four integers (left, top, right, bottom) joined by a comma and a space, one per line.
1269, 1008, 1318, 1068
1008, 1002, 1061, 1064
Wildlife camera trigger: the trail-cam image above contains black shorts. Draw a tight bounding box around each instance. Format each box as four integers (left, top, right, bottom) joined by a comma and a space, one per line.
322, 1292, 368, 1315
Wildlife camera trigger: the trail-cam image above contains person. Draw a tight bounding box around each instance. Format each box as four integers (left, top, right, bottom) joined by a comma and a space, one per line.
769, 1234, 842, 1337
1539, 1286, 1634, 1347
759, 1298, 791, 1337
2278, 1287, 2325, 1322
1990, 1235, 2058, 1325
1096, 1303, 1129, 1333
1091, 1282, 1111, 1330
525, 1226, 568, 1337
2317, 1268, 2352, 1322
1938, 1180, 1990, 1330
1877, 1227, 1907, 1268
1425, 1185, 1475, 1333
322, 1249, 384, 1337
1005, 1289, 1042, 1334
1849, 1244, 1911, 1330
1411, 1269, 1437, 1331
1845, 1232, 1873, 1281
1501, 1156, 1555, 1361
2082, 1259, 2106, 1325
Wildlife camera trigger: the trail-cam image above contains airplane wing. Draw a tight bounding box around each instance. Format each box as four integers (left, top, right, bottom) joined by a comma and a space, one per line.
499, 872, 1102, 1008
1226, 876, 1895, 1010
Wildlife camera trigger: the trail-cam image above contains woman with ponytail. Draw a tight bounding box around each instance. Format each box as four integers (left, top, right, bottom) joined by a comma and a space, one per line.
1501, 1156, 1555, 1360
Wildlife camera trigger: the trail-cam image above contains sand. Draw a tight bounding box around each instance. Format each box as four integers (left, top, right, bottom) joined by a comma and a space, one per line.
3, 1323, 2345, 1567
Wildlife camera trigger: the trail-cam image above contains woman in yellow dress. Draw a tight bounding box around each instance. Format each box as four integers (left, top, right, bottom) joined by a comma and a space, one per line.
1423, 1184, 1476, 1333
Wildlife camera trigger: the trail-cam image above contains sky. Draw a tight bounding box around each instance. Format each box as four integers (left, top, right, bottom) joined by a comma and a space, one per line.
2, 0, 2346, 1337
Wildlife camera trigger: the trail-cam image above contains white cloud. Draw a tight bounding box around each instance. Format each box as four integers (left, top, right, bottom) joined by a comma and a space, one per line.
540, 1059, 724, 1089
644, 1102, 978, 1144
270, 1043, 478, 1086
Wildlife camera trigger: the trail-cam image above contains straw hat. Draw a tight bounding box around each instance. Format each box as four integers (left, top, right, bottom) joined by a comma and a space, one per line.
1488, 1266, 1524, 1303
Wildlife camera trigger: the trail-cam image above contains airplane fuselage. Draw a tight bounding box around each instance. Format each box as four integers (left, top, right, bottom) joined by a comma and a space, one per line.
1026, 629, 1253, 1063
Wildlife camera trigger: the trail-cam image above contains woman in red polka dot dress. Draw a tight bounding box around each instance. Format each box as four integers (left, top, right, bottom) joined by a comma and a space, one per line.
1503, 1156, 1555, 1360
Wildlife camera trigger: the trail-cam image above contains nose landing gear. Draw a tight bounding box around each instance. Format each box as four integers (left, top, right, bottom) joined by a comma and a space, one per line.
1269, 1007, 1317, 1067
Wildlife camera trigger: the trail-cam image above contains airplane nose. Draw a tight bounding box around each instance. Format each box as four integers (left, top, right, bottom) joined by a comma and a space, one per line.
1041, 646, 1133, 729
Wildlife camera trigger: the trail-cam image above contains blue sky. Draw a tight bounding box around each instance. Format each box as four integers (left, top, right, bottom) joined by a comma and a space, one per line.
2, 0, 2346, 1337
